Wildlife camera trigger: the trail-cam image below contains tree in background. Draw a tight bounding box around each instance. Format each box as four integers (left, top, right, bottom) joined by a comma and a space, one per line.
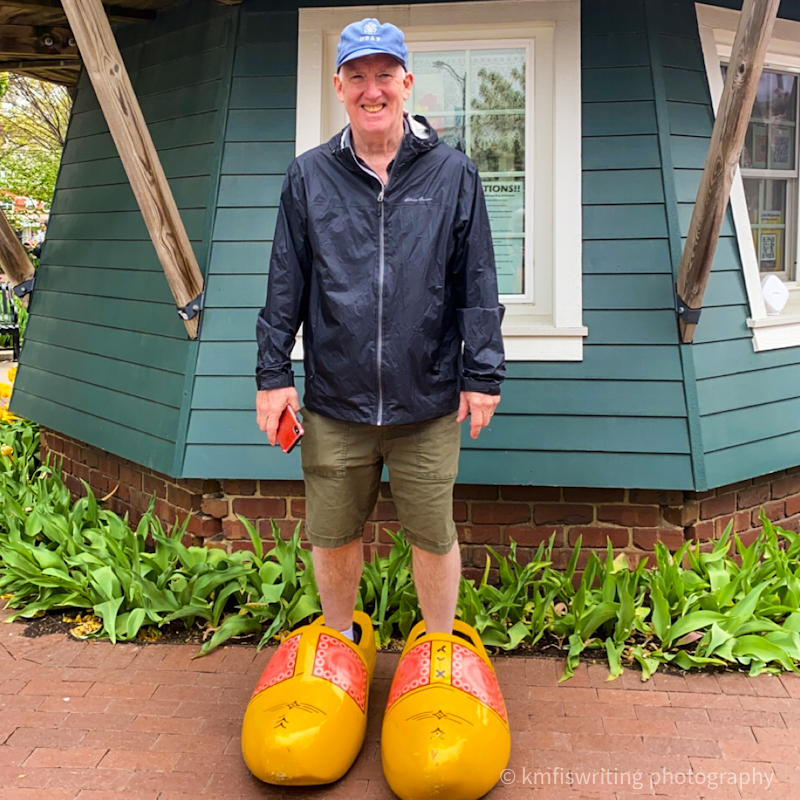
471, 66, 525, 173
0, 74, 71, 230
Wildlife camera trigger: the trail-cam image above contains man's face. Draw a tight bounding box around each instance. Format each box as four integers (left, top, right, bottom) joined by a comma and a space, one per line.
334, 54, 413, 141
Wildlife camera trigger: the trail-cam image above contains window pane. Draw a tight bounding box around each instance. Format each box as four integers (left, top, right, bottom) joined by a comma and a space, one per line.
409, 51, 467, 116
743, 177, 789, 272
766, 71, 796, 124
470, 49, 525, 109
483, 177, 524, 294
470, 113, 525, 172
759, 228, 785, 271
740, 70, 797, 170
743, 123, 768, 169
408, 47, 527, 295
770, 124, 795, 170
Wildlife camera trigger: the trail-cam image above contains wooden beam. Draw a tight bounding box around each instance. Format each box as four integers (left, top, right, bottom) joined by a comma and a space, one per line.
59, 0, 205, 339
0, 207, 36, 308
0, 57, 79, 69
15, 68, 77, 86
676, 0, 781, 343
0, 1, 156, 23
0, 24, 76, 57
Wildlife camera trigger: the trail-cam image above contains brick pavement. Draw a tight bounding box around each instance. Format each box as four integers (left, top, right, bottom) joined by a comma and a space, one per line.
0, 607, 798, 799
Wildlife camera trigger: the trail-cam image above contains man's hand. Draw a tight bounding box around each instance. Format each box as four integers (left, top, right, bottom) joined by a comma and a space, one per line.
256, 387, 300, 446
457, 391, 500, 440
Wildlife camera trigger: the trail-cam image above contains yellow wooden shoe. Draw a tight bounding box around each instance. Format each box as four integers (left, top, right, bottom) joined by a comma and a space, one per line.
241, 611, 376, 785
381, 620, 511, 800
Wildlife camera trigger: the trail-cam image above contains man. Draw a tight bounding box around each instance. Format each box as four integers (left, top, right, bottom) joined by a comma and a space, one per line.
248, 18, 507, 794
24, 215, 47, 258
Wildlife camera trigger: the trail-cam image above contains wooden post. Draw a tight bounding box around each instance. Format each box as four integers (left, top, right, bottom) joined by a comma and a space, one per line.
0, 208, 35, 308
675, 0, 780, 343
0, 2, 156, 23
60, 0, 205, 339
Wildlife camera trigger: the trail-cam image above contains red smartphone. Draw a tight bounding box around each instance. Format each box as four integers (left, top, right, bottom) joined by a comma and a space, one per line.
277, 405, 304, 454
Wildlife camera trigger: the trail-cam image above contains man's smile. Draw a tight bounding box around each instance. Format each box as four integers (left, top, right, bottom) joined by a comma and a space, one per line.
362, 104, 385, 113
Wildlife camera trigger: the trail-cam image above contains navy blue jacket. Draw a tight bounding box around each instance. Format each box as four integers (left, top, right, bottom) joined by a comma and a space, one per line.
255, 114, 505, 426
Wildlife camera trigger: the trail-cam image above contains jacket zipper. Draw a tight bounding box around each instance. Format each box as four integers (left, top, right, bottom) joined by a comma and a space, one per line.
351, 151, 399, 427
351, 158, 386, 426
377, 187, 385, 426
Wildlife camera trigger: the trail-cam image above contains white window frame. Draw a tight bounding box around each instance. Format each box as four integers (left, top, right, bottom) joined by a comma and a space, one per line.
405, 40, 536, 307
697, 3, 800, 352
295, 0, 586, 361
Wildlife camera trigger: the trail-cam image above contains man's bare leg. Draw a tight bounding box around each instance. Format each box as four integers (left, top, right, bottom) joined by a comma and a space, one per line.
411, 540, 461, 633
312, 539, 364, 632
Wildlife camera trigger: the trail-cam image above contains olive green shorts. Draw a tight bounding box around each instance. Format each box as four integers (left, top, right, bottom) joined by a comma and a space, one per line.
300, 407, 461, 555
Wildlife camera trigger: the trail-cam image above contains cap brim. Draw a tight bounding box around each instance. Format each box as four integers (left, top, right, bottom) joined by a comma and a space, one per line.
337, 48, 406, 70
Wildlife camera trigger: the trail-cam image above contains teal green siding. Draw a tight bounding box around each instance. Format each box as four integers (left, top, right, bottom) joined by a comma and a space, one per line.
660, 0, 800, 487
184, 2, 301, 481
11, 0, 236, 474
181, 0, 696, 489
18, 0, 800, 490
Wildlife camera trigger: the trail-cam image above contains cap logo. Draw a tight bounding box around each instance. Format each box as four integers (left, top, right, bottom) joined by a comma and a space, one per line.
363, 21, 378, 34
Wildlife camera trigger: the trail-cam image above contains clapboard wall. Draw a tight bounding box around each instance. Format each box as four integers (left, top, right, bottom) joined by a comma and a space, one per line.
15, 0, 800, 491
182, 2, 297, 480
657, 0, 800, 488
182, 0, 800, 488
11, 0, 236, 474
181, 0, 698, 488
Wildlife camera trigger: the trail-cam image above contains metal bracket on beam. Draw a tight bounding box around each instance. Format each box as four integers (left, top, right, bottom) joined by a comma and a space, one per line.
13, 277, 35, 298
675, 285, 701, 325
177, 291, 204, 321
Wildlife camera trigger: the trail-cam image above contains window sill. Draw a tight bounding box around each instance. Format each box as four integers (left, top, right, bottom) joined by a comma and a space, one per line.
503, 325, 588, 360
747, 289, 800, 351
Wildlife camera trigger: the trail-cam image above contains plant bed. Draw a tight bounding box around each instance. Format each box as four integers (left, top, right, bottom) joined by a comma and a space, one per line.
3, 418, 800, 681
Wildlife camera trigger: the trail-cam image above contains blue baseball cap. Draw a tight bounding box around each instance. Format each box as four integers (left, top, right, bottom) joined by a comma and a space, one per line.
336, 18, 408, 71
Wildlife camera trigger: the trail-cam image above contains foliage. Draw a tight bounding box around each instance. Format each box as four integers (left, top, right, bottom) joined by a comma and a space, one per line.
2, 422, 800, 677
357, 529, 419, 646
471, 66, 525, 172
196, 517, 321, 655
0, 74, 71, 226
0, 466, 301, 646
0, 292, 28, 351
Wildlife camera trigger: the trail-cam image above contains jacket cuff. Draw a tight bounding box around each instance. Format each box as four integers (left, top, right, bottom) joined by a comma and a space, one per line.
456, 305, 506, 388
256, 368, 295, 391
462, 377, 501, 395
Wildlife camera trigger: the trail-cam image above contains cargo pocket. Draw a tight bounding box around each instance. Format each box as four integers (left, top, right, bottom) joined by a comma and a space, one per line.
415, 412, 461, 480
300, 408, 349, 478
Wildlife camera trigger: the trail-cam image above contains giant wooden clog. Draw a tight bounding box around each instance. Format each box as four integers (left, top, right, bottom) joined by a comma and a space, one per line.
381, 620, 511, 800
241, 611, 376, 785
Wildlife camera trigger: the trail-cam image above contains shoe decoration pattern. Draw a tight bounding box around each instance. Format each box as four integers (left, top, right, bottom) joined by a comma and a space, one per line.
451, 643, 507, 722
312, 633, 368, 711
250, 634, 300, 697
386, 640, 431, 707
381, 620, 511, 800
241, 612, 376, 786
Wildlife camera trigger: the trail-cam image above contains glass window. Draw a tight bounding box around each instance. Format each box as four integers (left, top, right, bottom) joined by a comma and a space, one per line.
407, 47, 527, 296
727, 66, 799, 276
744, 178, 788, 272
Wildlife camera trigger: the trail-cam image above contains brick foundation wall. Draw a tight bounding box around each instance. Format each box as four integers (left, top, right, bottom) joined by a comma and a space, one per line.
42, 428, 800, 580
40, 429, 222, 542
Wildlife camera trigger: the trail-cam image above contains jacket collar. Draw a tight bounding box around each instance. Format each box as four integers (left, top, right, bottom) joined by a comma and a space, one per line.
331, 112, 439, 174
